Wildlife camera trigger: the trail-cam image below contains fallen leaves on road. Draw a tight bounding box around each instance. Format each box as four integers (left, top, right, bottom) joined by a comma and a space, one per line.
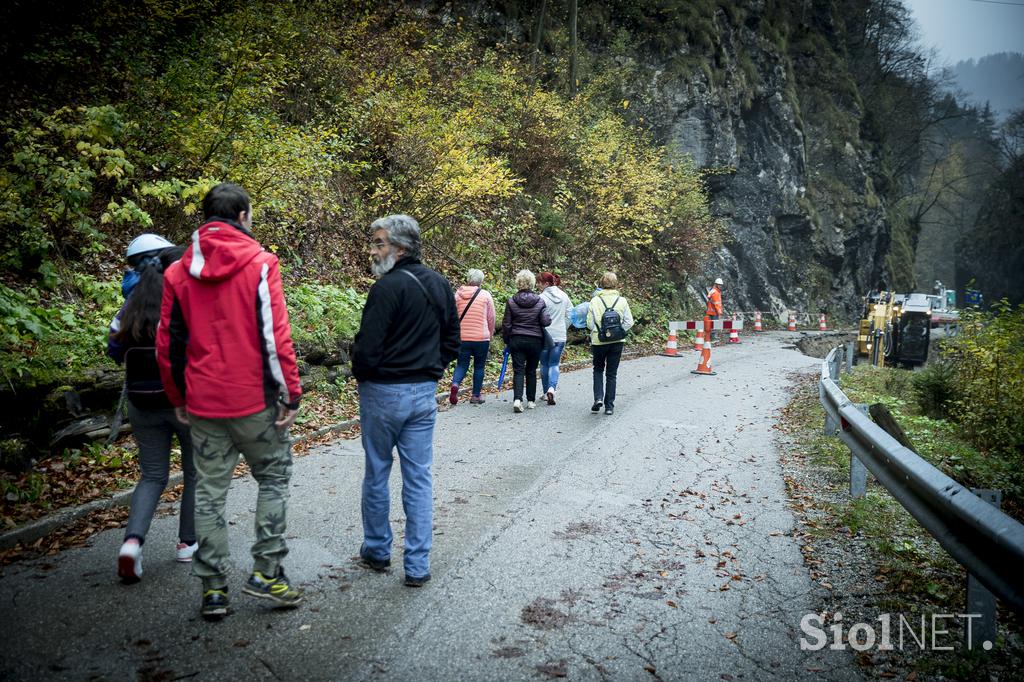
537, 660, 568, 678
1, 505, 129, 565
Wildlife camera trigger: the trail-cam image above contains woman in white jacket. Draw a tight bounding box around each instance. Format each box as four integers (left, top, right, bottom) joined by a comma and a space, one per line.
538, 272, 573, 405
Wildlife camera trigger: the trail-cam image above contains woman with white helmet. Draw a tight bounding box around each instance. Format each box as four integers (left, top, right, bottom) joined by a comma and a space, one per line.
120, 233, 174, 298
108, 234, 197, 584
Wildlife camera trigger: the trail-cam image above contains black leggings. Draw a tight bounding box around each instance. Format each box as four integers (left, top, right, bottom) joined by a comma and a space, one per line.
509, 334, 543, 402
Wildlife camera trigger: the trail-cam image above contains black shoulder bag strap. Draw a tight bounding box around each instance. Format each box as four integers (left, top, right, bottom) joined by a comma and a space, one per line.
459, 286, 482, 323
400, 268, 444, 329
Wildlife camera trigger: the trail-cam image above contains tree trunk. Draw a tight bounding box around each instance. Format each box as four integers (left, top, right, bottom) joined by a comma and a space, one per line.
569, 0, 578, 96
529, 0, 548, 83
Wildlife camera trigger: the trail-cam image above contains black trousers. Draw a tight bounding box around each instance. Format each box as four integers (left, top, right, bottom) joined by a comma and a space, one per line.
509, 334, 543, 402
592, 343, 624, 408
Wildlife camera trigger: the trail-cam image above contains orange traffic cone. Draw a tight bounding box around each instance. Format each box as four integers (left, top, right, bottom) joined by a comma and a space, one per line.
818, 313, 828, 331
661, 324, 680, 357
692, 339, 716, 375
692, 319, 716, 375
729, 314, 740, 343
754, 311, 763, 332
694, 326, 704, 351
788, 313, 797, 332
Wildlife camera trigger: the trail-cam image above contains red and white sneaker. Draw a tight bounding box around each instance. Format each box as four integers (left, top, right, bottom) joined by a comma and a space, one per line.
176, 542, 198, 562
118, 540, 142, 583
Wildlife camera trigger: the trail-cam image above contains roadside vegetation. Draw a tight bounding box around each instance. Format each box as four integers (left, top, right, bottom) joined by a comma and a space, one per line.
778, 303, 1024, 677
0, 0, 720, 528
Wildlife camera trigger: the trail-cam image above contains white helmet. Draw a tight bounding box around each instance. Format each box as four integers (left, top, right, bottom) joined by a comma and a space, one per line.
714, 277, 724, 286
126, 233, 173, 259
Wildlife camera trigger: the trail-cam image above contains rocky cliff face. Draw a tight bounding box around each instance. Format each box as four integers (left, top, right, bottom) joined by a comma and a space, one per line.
633, 7, 891, 321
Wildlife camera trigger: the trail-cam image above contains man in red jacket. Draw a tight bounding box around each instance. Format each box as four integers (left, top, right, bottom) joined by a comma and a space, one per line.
157, 182, 303, 621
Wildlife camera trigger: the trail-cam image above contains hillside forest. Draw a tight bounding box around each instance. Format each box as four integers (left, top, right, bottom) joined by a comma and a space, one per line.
0, 0, 1021, 477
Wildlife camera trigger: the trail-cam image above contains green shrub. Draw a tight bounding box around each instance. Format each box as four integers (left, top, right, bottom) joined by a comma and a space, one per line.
942, 301, 1024, 457
911, 361, 955, 419
0, 276, 120, 388
285, 283, 366, 354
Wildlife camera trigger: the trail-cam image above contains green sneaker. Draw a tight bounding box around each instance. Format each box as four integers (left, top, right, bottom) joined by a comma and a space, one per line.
242, 569, 303, 608
201, 588, 229, 621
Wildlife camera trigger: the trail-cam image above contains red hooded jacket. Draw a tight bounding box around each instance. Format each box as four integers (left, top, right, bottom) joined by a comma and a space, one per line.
156, 220, 301, 418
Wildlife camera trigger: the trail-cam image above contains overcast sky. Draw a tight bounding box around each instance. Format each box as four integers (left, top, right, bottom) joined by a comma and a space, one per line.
903, 0, 1024, 65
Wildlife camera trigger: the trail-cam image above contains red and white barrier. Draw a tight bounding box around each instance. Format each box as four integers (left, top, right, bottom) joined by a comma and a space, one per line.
729, 314, 741, 343
672, 319, 745, 331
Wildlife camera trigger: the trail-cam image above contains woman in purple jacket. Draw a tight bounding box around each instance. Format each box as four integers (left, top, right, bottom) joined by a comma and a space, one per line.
501, 270, 551, 413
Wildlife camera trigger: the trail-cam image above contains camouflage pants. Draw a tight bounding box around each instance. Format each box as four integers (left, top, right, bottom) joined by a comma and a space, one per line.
188, 407, 292, 590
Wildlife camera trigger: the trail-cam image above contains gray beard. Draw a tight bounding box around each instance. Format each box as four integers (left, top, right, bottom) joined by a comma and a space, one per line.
371, 252, 397, 279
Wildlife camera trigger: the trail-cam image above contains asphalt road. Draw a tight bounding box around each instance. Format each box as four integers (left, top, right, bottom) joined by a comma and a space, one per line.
0, 332, 862, 681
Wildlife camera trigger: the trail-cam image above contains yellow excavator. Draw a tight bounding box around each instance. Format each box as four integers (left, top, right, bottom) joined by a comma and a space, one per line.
857, 291, 931, 368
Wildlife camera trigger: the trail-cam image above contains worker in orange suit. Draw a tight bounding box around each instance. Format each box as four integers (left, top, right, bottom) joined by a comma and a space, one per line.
705, 277, 724, 341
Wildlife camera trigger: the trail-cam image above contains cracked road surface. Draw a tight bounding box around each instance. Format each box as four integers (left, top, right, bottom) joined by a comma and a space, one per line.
0, 332, 862, 680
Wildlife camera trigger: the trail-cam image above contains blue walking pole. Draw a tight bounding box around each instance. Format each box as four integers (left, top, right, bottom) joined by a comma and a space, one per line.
497, 347, 510, 390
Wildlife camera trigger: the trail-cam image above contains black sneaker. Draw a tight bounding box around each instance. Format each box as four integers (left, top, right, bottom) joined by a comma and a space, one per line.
201, 588, 230, 621
359, 552, 391, 572
404, 574, 431, 587
591, 401, 603, 413
605, 407, 614, 415
242, 569, 303, 608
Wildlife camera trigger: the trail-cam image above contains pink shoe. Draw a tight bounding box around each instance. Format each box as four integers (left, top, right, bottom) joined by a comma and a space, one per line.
449, 384, 459, 405
118, 540, 142, 583
176, 541, 198, 562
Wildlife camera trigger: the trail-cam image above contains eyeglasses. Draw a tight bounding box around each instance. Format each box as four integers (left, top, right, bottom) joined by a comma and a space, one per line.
370, 239, 389, 250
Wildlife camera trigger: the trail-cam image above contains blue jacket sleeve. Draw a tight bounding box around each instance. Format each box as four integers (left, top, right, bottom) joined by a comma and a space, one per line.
107, 303, 128, 364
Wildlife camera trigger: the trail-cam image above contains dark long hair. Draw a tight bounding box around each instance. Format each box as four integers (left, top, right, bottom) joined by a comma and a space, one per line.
115, 246, 185, 344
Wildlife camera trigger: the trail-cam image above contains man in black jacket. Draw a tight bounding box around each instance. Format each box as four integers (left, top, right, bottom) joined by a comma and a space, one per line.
352, 214, 460, 587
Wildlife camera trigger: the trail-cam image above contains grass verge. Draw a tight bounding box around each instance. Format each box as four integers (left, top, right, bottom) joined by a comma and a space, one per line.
777, 365, 1023, 679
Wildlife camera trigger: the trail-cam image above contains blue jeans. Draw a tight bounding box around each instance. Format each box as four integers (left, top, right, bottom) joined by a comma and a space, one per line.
358, 381, 437, 578
451, 340, 490, 396
125, 404, 197, 545
539, 341, 566, 393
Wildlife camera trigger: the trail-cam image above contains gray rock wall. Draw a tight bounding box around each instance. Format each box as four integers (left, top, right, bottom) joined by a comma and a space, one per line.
636, 9, 890, 321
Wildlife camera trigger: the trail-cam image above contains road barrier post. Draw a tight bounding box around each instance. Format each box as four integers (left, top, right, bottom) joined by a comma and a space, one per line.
967, 488, 1001, 649
845, 340, 855, 374
830, 345, 842, 381
849, 403, 869, 498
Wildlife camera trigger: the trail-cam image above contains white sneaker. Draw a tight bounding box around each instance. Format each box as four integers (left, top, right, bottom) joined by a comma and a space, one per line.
118, 540, 142, 583
176, 541, 198, 562
526, 401, 536, 409
513, 399, 523, 413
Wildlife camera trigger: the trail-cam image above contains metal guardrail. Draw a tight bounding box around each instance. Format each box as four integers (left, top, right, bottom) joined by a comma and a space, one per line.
819, 345, 1024, 615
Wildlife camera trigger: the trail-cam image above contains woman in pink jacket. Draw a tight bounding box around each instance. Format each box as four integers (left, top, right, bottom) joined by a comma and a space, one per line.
449, 269, 496, 405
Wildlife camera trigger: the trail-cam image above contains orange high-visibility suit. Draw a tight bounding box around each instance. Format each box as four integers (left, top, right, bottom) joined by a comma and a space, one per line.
705, 285, 723, 317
